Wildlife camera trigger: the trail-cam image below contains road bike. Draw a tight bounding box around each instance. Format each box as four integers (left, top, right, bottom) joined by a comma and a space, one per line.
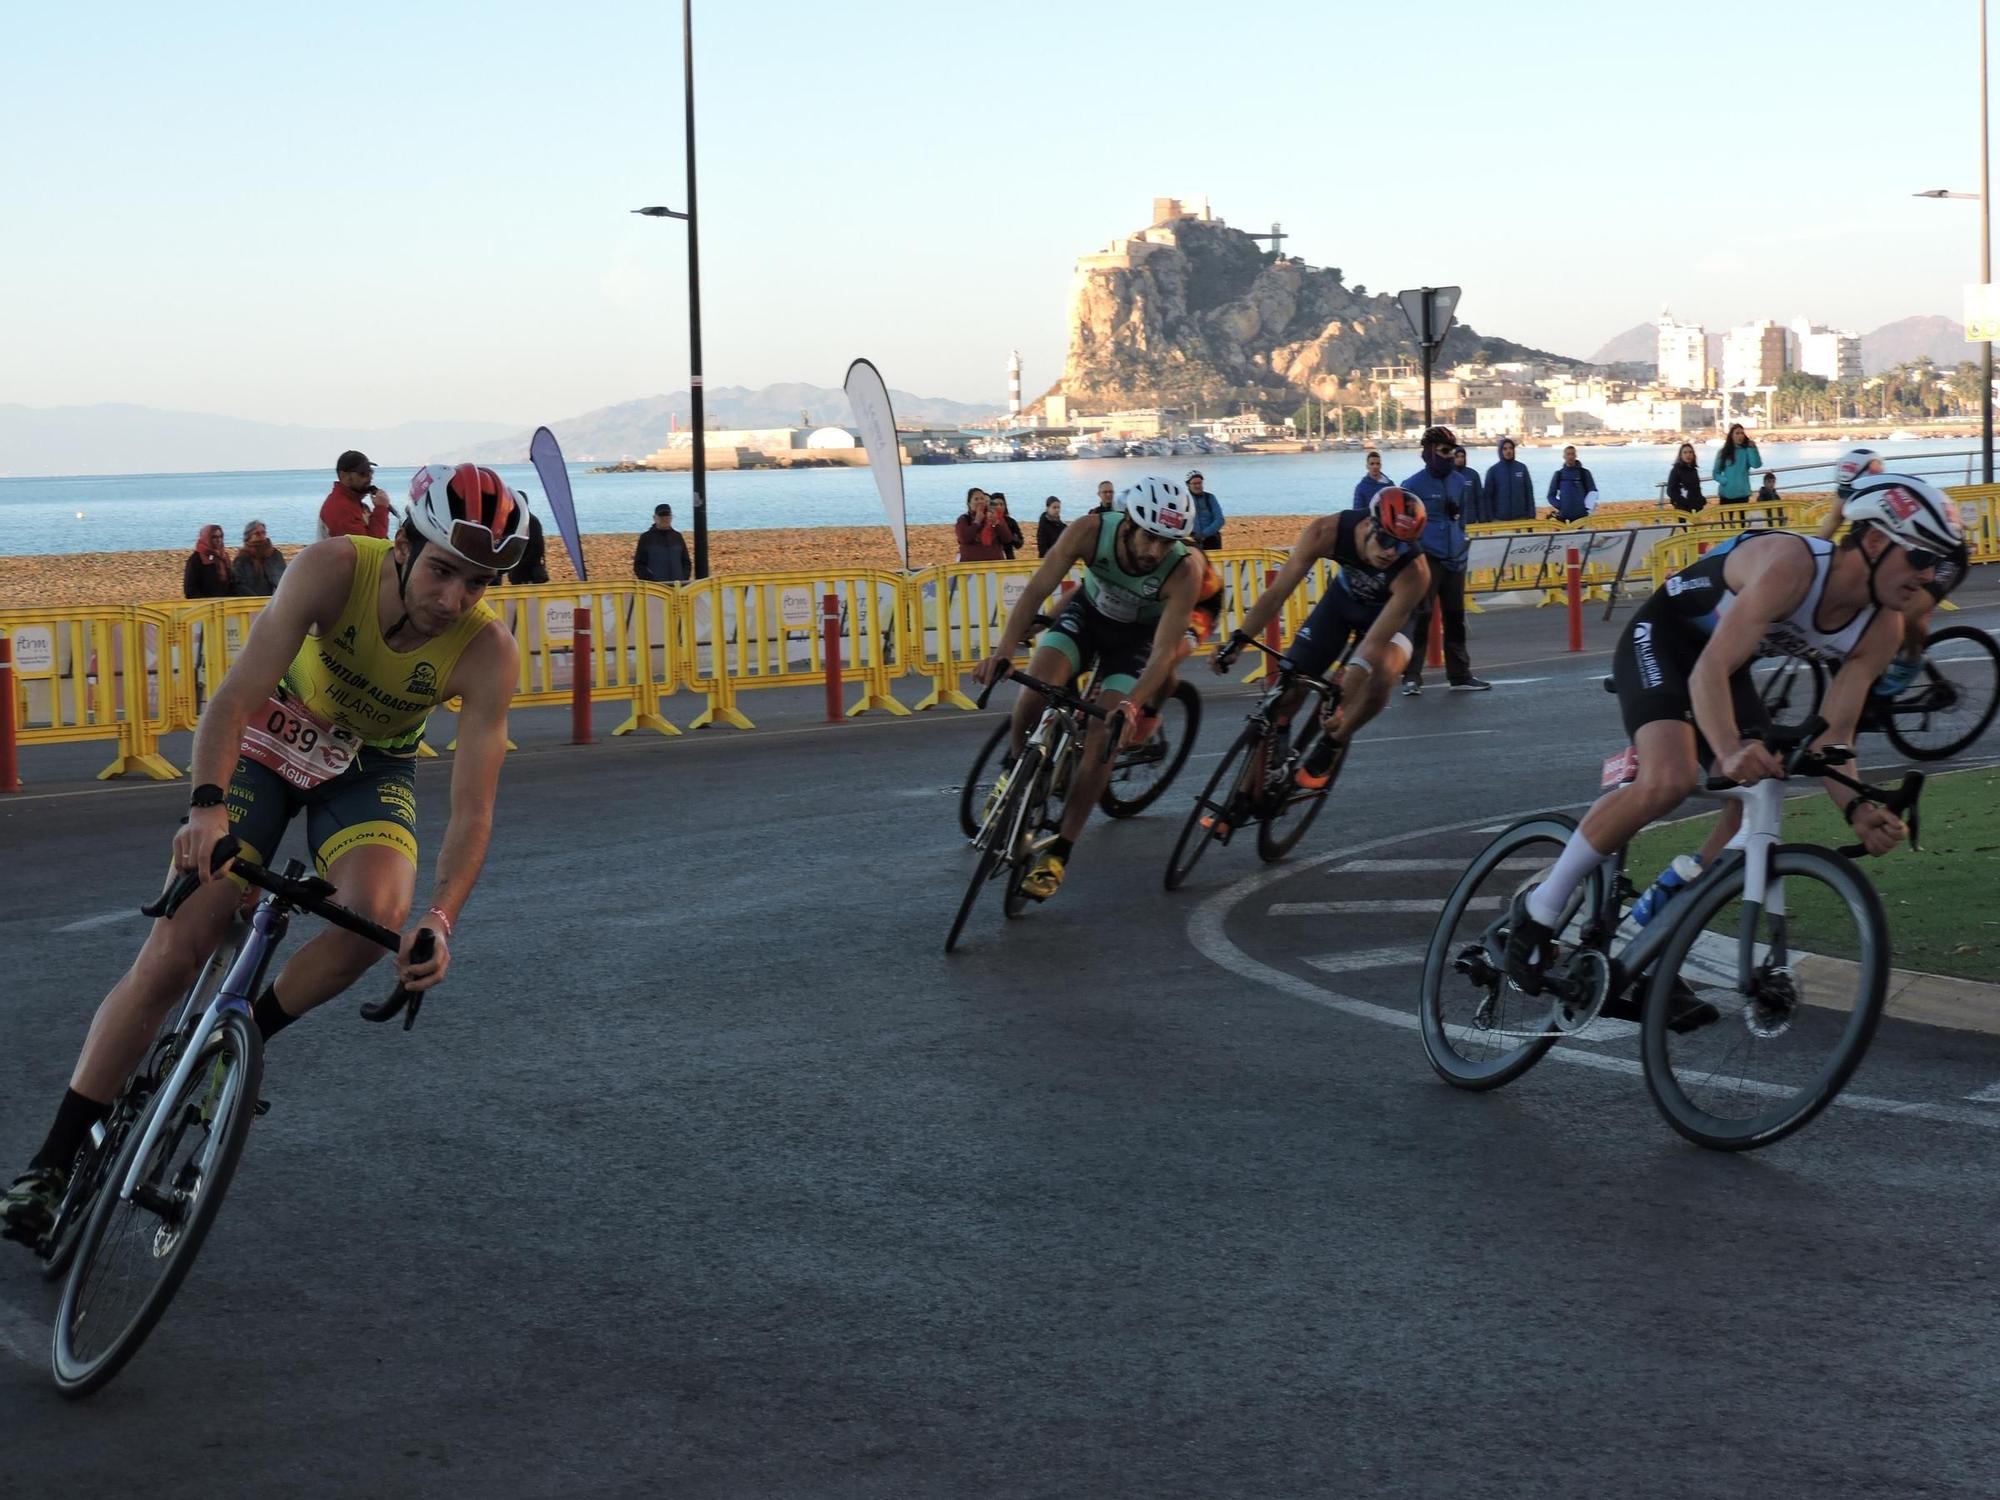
1164, 635, 1343, 890
945, 665, 1128, 954
955, 618, 1201, 840
42, 838, 424, 1398
1418, 714, 1924, 1151
1753, 624, 2000, 762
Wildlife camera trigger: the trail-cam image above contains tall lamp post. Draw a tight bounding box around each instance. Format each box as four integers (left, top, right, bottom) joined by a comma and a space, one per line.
633, 0, 709, 577
1915, 3, 1994, 484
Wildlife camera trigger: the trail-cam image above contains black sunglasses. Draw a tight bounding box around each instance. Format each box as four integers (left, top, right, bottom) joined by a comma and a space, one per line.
1899, 544, 1945, 570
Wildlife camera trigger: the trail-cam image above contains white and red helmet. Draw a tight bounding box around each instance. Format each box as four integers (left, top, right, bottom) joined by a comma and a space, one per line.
1120, 477, 1195, 539
1842, 472, 1964, 554
407, 463, 531, 572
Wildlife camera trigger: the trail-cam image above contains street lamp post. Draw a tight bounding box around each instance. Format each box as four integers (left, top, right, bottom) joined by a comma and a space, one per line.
632, 0, 709, 577
1915, 3, 1994, 484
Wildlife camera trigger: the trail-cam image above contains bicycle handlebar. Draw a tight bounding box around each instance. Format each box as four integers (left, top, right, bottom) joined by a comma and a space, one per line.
1701, 715, 1927, 856
1216, 632, 1339, 704
141, 836, 429, 1029
973, 660, 1130, 761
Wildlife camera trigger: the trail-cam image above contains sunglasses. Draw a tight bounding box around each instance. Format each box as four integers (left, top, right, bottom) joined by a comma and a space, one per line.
1897, 543, 1945, 571
440, 517, 530, 571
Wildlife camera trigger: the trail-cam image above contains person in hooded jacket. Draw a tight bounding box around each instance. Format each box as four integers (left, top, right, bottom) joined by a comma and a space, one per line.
1398, 425, 1489, 693
1665, 443, 1705, 515
1545, 446, 1599, 523
1483, 437, 1535, 523
1451, 446, 1487, 523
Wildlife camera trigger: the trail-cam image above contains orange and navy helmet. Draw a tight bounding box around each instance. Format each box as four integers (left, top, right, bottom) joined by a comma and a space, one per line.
1369, 486, 1427, 543
407, 462, 531, 572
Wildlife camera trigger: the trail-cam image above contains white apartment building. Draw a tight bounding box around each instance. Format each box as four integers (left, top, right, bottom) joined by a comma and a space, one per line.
1472, 402, 1559, 438
1791, 318, 1863, 383
1655, 308, 1708, 390
1723, 320, 1787, 389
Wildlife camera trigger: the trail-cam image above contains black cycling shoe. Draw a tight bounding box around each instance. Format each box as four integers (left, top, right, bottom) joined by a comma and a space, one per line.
1502, 892, 1557, 995
0, 1165, 66, 1248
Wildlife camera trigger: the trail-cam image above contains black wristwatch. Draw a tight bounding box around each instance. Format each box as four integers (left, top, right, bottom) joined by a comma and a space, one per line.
189, 783, 227, 809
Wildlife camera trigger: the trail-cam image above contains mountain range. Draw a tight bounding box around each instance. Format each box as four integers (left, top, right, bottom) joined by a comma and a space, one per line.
0, 385, 1001, 478
1586, 314, 1973, 377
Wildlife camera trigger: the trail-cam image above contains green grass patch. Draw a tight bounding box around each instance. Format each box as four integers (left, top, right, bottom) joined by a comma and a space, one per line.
1626, 766, 2000, 984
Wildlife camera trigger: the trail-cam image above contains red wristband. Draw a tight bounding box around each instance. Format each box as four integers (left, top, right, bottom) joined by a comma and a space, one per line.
424, 905, 455, 939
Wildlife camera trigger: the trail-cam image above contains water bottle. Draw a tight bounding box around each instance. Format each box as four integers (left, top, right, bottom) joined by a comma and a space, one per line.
1631, 854, 1703, 927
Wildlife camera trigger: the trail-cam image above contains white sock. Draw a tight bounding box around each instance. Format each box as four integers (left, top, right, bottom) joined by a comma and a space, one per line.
1526, 830, 1611, 930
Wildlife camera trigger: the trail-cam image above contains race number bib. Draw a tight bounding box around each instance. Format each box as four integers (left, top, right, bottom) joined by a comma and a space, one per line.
242, 694, 361, 790
1601, 745, 1639, 788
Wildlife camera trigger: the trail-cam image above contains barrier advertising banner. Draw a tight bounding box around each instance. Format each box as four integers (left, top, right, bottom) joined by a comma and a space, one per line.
530, 426, 588, 583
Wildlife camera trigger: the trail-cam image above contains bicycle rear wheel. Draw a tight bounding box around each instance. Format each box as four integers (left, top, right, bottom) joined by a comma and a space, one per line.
53, 1010, 262, 1398
957, 719, 1013, 841
1164, 723, 1257, 891
1882, 625, 2000, 762
1641, 844, 1887, 1151
1257, 724, 1333, 861
1101, 680, 1202, 818
1419, 815, 1607, 1090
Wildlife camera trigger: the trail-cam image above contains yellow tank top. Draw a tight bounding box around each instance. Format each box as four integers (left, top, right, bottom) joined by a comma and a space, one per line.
279, 536, 498, 755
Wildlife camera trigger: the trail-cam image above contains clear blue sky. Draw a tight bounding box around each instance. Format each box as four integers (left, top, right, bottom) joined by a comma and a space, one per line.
2, 0, 1987, 428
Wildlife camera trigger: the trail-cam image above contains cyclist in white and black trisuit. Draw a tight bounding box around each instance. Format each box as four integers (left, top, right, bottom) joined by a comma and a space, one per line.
1502, 472, 1963, 1002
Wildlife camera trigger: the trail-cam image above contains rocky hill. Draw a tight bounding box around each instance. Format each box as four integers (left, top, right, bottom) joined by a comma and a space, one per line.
1862, 315, 1969, 374
1053, 205, 1577, 417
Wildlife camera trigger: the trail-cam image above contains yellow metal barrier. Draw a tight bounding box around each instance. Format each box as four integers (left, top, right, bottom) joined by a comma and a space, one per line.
0, 607, 179, 780
680, 569, 908, 728
486, 583, 681, 739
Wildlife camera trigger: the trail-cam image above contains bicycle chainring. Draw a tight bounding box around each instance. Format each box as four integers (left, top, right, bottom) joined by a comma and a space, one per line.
1550, 948, 1611, 1034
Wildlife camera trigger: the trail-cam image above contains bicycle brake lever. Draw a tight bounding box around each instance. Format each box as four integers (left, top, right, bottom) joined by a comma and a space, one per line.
359, 930, 434, 1029
141, 836, 243, 919
973, 661, 1012, 711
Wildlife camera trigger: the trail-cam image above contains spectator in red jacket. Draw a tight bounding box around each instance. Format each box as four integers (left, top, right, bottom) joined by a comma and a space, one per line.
954, 487, 1008, 562
182, 523, 235, 598
318, 449, 392, 540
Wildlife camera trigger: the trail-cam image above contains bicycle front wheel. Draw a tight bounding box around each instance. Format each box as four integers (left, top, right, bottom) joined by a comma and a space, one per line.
1003, 757, 1057, 918
1751, 654, 1825, 731
1882, 624, 2000, 762
1419, 815, 1606, 1090
957, 719, 1012, 841
1164, 723, 1256, 891
1257, 724, 1333, 862
53, 1010, 262, 1399
1101, 680, 1202, 818
1642, 844, 1888, 1151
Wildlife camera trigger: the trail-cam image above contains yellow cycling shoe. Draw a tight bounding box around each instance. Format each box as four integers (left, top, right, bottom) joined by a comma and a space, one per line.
1020, 851, 1066, 901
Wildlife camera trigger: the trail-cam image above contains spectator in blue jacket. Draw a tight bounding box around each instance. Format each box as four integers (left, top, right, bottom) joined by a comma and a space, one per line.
1187, 469, 1224, 550
1483, 437, 1535, 523
1712, 423, 1762, 503
1452, 446, 1487, 522
1399, 425, 1489, 693
1350, 449, 1392, 511
1546, 446, 1600, 523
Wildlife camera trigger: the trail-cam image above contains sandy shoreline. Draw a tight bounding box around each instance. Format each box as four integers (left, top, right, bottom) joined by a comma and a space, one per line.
0, 517, 1330, 610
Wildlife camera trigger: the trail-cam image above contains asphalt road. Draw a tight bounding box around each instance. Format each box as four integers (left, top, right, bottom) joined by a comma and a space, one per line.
4, 585, 2000, 1498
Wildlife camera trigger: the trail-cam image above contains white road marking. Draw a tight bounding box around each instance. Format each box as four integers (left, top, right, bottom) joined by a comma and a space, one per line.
1335, 858, 1543, 873
1272, 898, 1503, 916
54, 910, 141, 933
1365, 729, 1498, 746
1964, 1081, 2000, 1103
1189, 805, 2000, 1134
1303, 946, 1427, 974
1478, 677, 1553, 685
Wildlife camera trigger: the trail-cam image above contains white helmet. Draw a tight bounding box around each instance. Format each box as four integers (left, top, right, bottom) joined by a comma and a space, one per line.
1842, 472, 1964, 554
406, 462, 532, 571
1834, 446, 1881, 502
1120, 477, 1195, 540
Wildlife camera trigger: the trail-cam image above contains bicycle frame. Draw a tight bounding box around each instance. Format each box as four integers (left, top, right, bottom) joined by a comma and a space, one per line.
115, 894, 288, 1206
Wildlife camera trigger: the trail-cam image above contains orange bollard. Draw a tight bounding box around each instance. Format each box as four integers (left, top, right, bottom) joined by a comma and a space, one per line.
823, 592, 843, 723
1426, 600, 1445, 670
1566, 547, 1583, 653
570, 604, 593, 744
0, 635, 17, 793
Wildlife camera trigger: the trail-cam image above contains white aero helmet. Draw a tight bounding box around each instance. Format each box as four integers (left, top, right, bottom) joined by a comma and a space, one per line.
1842, 472, 1964, 555
1120, 477, 1195, 539
406, 462, 532, 572
1834, 446, 1881, 502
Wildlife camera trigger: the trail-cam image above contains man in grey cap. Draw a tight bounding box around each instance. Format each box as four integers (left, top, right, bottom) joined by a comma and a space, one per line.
318, 450, 392, 541
1187, 469, 1224, 551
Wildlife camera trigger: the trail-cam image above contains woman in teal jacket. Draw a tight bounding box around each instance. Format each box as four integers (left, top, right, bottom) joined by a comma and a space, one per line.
1711, 423, 1762, 502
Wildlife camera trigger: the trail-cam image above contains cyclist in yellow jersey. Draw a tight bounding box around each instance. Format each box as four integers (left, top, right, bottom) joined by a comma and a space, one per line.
3, 464, 526, 1245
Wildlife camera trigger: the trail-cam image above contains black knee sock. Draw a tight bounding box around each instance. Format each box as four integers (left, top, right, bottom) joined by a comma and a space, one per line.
252, 984, 296, 1043
1048, 836, 1074, 862
31, 1088, 111, 1172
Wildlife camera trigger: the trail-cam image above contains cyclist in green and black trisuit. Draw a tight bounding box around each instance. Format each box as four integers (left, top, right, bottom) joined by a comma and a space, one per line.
972, 477, 1204, 901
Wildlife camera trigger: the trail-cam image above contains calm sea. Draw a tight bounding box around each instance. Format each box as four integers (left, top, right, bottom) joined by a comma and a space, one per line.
0, 439, 1985, 557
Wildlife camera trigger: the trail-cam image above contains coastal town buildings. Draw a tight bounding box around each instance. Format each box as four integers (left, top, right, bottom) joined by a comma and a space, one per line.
1655, 309, 1708, 390
1722, 319, 1788, 390
1791, 318, 1863, 383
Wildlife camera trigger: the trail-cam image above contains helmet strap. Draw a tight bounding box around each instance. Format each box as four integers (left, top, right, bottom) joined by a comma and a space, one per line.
1859, 527, 1890, 609
386, 539, 420, 643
